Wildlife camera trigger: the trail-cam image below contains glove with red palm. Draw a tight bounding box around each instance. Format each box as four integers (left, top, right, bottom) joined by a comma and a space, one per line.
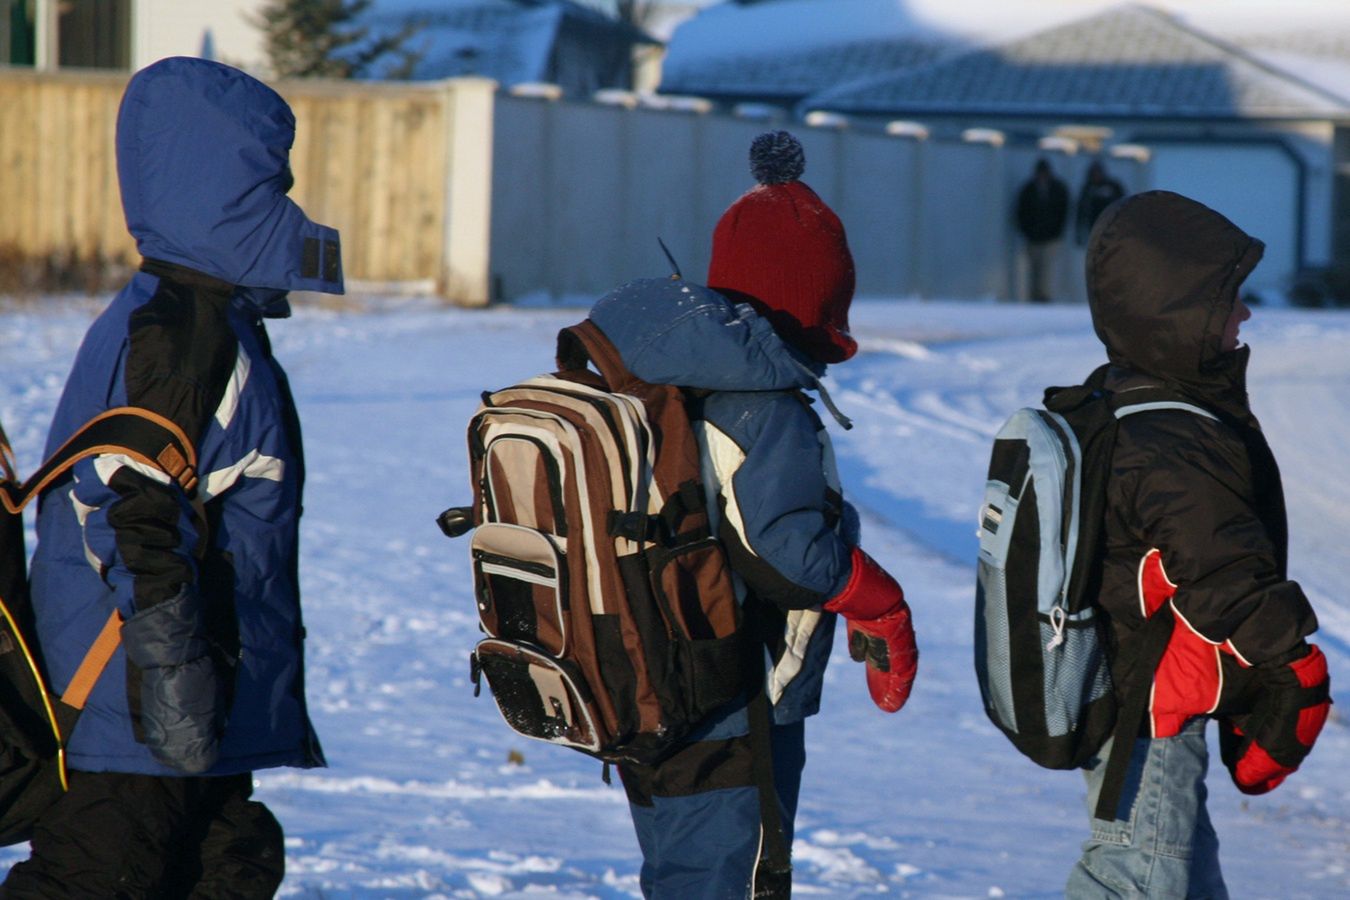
1218, 642, 1331, 795
822, 547, 917, 713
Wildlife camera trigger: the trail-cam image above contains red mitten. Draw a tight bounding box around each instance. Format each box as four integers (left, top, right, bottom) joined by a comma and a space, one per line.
823, 547, 917, 713
1218, 643, 1331, 795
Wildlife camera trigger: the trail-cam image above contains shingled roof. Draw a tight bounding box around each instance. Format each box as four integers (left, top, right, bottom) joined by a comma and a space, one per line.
656, 0, 983, 105
805, 4, 1350, 120
661, 36, 950, 105
368, 0, 652, 85
1222, 28, 1350, 104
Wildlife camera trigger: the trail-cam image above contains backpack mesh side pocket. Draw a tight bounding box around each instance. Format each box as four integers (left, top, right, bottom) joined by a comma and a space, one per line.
473, 640, 601, 753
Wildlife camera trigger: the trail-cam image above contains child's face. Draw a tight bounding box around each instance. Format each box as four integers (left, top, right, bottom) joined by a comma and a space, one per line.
1221, 295, 1252, 352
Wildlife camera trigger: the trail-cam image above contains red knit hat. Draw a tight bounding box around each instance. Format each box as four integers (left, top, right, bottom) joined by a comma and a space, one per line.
708, 131, 857, 363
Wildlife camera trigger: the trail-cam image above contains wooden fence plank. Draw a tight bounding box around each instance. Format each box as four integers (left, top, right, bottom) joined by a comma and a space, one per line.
3, 70, 466, 290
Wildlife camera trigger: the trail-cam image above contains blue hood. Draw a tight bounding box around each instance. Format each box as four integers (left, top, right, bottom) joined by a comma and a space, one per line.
116, 57, 343, 294
589, 278, 819, 393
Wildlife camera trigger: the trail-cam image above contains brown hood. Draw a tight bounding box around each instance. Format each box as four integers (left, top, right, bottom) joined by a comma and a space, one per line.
1086, 191, 1263, 401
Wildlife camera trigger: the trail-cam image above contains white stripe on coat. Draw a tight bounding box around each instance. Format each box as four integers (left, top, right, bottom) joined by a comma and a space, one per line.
94, 453, 171, 487
694, 422, 753, 555
215, 347, 252, 430
67, 487, 104, 575
202, 450, 285, 500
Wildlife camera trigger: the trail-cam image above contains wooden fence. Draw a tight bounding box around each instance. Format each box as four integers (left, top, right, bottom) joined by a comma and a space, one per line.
0, 67, 494, 302
1, 66, 1154, 305
0, 69, 133, 270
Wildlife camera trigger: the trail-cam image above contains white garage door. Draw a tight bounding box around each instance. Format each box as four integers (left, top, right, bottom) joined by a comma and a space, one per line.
1149, 143, 1300, 294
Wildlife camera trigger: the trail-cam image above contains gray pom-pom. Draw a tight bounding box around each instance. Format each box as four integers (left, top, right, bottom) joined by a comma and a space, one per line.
749, 131, 805, 185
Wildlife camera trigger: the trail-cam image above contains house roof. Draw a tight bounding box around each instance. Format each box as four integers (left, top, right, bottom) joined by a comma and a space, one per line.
657, 0, 999, 103
1218, 28, 1350, 105
662, 37, 949, 103
368, 0, 653, 84
805, 4, 1350, 120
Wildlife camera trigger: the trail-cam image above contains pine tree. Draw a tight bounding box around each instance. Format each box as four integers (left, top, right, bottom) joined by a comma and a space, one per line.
251, 0, 422, 79
574, 0, 660, 31
613, 1, 660, 31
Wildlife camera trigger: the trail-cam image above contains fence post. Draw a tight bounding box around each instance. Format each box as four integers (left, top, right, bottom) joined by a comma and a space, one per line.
441, 77, 497, 306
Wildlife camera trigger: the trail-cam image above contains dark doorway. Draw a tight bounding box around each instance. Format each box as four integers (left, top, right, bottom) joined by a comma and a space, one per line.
3, 0, 37, 65
58, 0, 131, 69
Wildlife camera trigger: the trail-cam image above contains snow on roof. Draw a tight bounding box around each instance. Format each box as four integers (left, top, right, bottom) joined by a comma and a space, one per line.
804, 4, 1350, 120
1215, 29, 1350, 104
660, 0, 1350, 109
663, 36, 949, 103
364, 0, 557, 83
365, 0, 657, 84
1240, 50, 1350, 105
658, 0, 994, 101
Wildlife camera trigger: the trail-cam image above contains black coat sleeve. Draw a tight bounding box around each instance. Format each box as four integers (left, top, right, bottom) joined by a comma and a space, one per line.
110, 274, 238, 773
1123, 414, 1317, 664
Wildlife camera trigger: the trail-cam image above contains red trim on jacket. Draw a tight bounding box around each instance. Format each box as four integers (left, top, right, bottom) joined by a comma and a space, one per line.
1138, 549, 1247, 737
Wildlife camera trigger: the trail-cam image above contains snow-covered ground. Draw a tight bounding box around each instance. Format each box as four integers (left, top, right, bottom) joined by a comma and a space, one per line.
1, 295, 1347, 898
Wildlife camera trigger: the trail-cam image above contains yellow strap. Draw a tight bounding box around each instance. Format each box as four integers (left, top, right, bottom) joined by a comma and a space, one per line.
60, 610, 123, 711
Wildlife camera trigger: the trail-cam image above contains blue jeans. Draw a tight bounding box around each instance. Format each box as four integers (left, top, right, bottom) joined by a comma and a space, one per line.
1067, 717, 1228, 899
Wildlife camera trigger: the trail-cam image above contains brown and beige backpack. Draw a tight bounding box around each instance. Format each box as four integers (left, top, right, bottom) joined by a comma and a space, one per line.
440, 319, 745, 766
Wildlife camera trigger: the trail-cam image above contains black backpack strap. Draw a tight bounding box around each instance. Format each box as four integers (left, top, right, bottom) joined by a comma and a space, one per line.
1093, 596, 1175, 821
1, 407, 199, 514
747, 686, 792, 899
741, 603, 792, 899
1089, 393, 1216, 819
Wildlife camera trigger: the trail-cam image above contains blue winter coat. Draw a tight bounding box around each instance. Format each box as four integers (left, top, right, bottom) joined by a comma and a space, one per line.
589, 279, 858, 729
29, 57, 341, 776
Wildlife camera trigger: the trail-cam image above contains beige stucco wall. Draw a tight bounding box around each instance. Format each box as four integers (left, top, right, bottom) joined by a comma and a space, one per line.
133, 0, 267, 74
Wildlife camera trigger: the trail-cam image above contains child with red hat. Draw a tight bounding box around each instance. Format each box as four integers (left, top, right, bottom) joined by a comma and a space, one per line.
585, 130, 918, 898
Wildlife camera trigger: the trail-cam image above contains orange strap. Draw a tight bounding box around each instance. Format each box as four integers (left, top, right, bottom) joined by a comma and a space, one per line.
0, 407, 199, 516
60, 610, 123, 710
0, 421, 16, 482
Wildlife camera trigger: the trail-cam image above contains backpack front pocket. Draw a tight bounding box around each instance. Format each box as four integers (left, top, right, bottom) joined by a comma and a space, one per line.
645, 538, 744, 724
472, 524, 567, 656
481, 432, 567, 535
647, 537, 738, 642
472, 639, 602, 753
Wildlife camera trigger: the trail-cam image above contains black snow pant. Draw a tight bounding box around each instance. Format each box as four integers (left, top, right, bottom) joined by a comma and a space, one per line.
1, 771, 284, 899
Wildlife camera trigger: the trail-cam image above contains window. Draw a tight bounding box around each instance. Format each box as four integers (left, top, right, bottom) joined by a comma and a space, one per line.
2, 0, 37, 65
57, 0, 130, 69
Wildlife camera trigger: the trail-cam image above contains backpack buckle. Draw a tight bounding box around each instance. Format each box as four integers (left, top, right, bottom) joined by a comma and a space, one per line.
607, 510, 662, 543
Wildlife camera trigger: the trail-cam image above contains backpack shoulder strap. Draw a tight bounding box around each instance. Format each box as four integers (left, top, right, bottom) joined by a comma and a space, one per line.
1, 406, 199, 515
1113, 397, 1219, 422
58, 611, 123, 712
1104, 376, 1220, 423
1076, 384, 1213, 821
556, 320, 636, 392
1, 407, 201, 768
1094, 608, 1175, 821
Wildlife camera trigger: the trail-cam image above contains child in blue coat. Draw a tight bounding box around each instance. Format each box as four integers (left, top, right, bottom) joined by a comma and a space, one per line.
587, 131, 919, 898
5, 57, 340, 896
